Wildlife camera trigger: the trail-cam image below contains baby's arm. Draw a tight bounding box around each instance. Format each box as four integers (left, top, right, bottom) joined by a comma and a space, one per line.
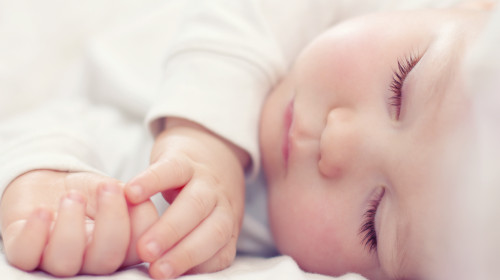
0, 170, 159, 276
125, 118, 248, 279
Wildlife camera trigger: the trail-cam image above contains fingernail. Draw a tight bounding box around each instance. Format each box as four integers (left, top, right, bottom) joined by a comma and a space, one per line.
67, 191, 85, 202
146, 241, 162, 258
36, 208, 52, 221
158, 262, 173, 279
128, 184, 143, 198
101, 183, 120, 194
63, 191, 85, 207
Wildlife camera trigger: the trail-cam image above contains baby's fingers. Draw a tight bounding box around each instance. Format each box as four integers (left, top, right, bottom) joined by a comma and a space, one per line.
125, 157, 193, 204
123, 200, 159, 267
186, 235, 238, 275
2, 208, 53, 271
40, 192, 87, 277
137, 181, 216, 263
81, 183, 130, 274
148, 206, 235, 279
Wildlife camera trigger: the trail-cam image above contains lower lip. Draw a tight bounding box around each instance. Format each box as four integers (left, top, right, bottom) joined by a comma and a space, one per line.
282, 100, 294, 166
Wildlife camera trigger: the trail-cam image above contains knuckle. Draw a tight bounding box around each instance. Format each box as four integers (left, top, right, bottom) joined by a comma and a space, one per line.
186, 189, 214, 217
203, 173, 221, 188
46, 262, 80, 277
147, 157, 193, 188
145, 167, 163, 188
42, 248, 83, 276
6, 255, 37, 272
82, 246, 126, 274
100, 253, 123, 271
170, 157, 190, 177
217, 247, 236, 270
177, 247, 197, 269
162, 220, 183, 242
167, 157, 194, 183
211, 212, 233, 245
85, 258, 121, 274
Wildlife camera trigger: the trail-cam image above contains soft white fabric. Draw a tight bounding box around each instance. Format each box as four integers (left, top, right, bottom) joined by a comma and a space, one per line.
0, 243, 366, 280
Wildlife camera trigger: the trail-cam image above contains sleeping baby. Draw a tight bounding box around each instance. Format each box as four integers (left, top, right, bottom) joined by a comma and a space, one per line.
1, 1, 498, 280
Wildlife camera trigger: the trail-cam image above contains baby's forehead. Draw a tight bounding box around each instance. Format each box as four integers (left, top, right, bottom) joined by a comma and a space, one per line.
292, 9, 488, 78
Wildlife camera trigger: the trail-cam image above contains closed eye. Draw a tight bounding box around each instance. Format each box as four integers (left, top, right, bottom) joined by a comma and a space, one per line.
389, 54, 422, 120
359, 188, 385, 253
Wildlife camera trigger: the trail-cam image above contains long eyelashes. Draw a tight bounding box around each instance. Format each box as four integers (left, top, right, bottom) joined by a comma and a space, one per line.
360, 189, 385, 253
389, 54, 421, 120
360, 202, 378, 252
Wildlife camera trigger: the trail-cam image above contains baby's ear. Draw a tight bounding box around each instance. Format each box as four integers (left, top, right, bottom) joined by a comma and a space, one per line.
457, 0, 496, 11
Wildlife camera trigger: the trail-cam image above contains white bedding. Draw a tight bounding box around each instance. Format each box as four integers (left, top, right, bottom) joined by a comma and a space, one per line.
0, 247, 364, 280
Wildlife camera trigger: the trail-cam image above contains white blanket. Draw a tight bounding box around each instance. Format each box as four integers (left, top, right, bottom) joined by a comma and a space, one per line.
0, 249, 365, 280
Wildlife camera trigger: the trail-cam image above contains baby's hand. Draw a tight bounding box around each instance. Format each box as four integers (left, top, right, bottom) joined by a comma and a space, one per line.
0, 170, 159, 277
125, 118, 248, 279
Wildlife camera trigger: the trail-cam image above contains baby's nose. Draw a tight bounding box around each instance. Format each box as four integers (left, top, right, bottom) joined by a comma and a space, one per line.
318, 108, 362, 179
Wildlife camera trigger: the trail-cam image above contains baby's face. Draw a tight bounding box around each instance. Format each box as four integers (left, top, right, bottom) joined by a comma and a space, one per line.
260, 7, 488, 280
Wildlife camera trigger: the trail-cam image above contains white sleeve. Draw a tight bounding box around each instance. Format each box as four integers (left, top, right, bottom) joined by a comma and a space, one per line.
0, 94, 150, 196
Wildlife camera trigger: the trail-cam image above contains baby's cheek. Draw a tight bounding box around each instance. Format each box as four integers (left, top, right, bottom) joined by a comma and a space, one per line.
268, 182, 381, 277
268, 185, 341, 274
